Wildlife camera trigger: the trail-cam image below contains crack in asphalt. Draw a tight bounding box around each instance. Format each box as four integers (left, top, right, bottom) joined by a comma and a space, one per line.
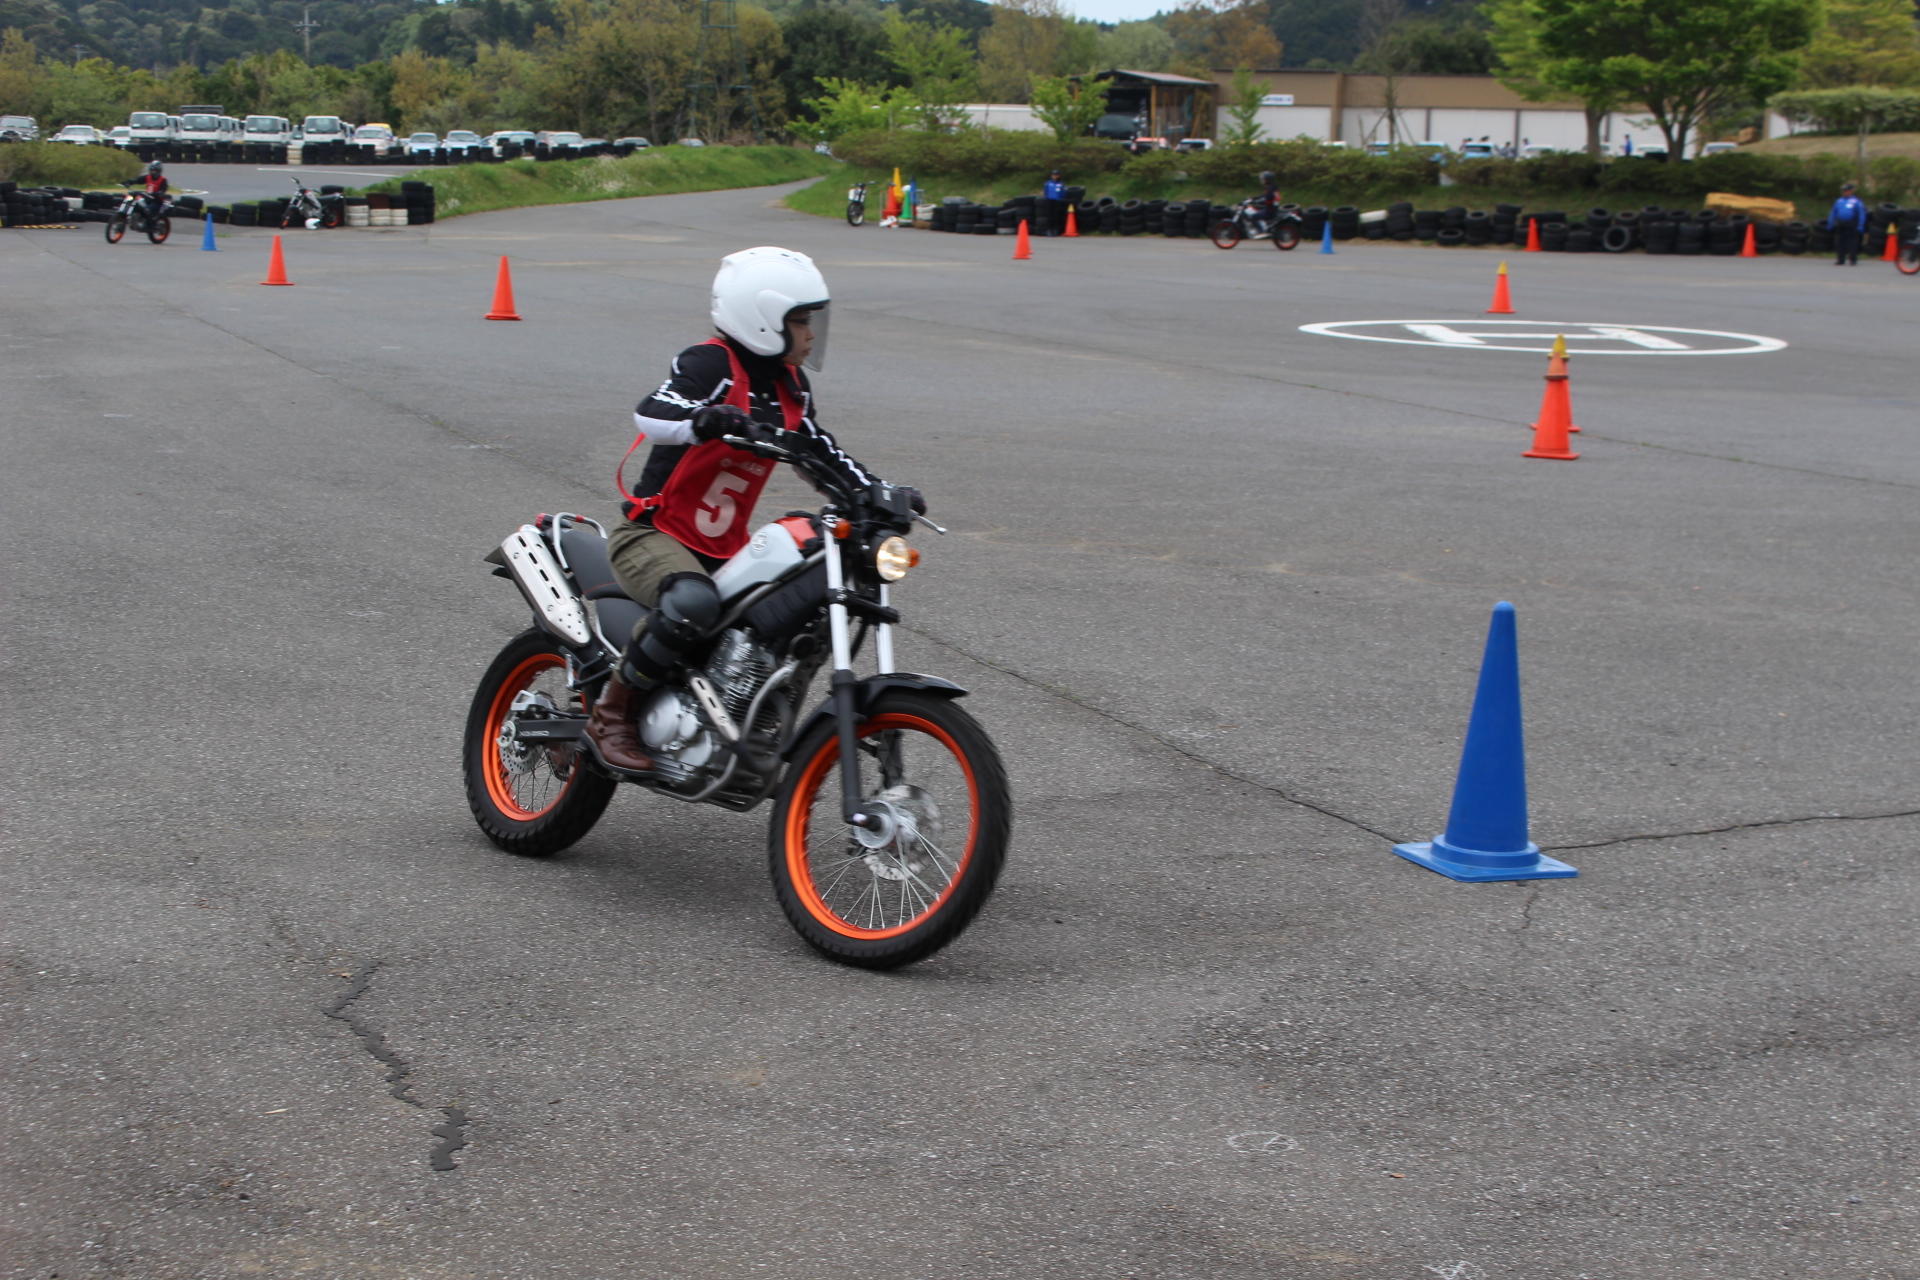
1547, 806, 1920, 852
322, 962, 468, 1172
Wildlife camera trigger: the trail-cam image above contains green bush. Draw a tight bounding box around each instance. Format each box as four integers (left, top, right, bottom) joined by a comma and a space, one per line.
0, 141, 142, 188
1867, 155, 1920, 202
834, 128, 1122, 178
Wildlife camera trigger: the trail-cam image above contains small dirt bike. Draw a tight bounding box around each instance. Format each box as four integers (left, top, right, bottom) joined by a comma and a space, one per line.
1210, 199, 1302, 251
1897, 227, 1919, 276
105, 184, 172, 244
282, 175, 342, 229
846, 181, 868, 227
464, 434, 1011, 969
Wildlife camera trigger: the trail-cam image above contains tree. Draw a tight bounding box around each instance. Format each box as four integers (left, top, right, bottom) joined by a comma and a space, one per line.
882, 10, 975, 128
1486, 0, 1621, 155
800, 75, 920, 141
1028, 71, 1101, 139
1528, 0, 1821, 158
977, 0, 1069, 102
1217, 65, 1263, 145
1095, 21, 1173, 74
781, 3, 894, 119
1163, 0, 1283, 75
1797, 0, 1920, 89
1772, 85, 1920, 182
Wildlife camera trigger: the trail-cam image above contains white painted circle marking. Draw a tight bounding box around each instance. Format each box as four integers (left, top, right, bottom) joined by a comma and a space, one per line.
1299, 319, 1786, 355
1226, 1131, 1301, 1154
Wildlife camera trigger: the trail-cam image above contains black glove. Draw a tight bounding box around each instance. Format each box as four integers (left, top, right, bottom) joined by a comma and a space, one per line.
689, 404, 752, 443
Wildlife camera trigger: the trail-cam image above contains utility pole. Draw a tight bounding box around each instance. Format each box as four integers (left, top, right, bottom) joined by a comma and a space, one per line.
293, 4, 321, 63
685, 0, 760, 143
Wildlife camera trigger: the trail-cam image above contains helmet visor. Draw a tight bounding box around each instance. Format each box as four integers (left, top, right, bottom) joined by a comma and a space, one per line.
790, 304, 829, 372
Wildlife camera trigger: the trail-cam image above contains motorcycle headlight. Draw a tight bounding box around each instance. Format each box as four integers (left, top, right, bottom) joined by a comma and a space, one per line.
874, 536, 919, 582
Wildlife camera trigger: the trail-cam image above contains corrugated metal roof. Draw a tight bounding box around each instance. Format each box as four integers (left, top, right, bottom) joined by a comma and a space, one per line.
1100, 68, 1215, 87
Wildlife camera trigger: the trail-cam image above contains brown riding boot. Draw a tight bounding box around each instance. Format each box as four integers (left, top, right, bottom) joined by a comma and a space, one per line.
585, 675, 658, 775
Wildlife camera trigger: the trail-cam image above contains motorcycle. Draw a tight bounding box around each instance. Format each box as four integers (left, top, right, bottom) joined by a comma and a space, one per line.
281, 174, 342, 230
1210, 199, 1302, 251
845, 181, 868, 227
463, 433, 1011, 969
105, 183, 172, 245
1898, 225, 1919, 276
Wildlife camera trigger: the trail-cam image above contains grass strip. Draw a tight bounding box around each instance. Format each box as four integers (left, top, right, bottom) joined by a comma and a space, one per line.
357, 145, 839, 220
0, 141, 143, 188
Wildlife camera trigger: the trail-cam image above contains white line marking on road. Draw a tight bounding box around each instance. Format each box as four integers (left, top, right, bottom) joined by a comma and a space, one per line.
1299, 319, 1786, 355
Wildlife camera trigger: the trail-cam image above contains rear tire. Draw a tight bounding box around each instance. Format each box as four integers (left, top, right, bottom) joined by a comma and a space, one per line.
320, 203, 342, 229
1272, 222, 1301, 250
146, 215, 171, 244
463, 629, 616, 857
846, 202, 865, 227
105, 214, 126, 243
1209, 219, 1243, 249
1898, 242, 1920, 276
769, 692, 1009, 969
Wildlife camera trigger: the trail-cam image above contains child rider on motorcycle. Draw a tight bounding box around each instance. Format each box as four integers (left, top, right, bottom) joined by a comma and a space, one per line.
585, 245, 923, 776
1250, 169, 1280, 232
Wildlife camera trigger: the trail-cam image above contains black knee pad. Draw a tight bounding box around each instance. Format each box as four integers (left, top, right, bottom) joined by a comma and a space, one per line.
622, 572, 721, 686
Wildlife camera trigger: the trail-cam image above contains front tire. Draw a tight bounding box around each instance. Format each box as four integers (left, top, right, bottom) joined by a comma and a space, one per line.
1898, 242, 1920, 276
1209, 219, 1242, 249
105, 214, 126, 243
146, 215, 171, 244
463, 629, 616, 857
769, 692, 1010, 969
1272, 222, 1301, 250
846, 202, 865, 227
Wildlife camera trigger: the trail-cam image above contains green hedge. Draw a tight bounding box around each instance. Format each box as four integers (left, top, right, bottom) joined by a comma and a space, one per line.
0, 141, 143, 188
833, 128, 1920, 206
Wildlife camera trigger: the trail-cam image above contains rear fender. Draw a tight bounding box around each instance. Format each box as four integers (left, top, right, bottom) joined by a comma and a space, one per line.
782, 674, 967, 759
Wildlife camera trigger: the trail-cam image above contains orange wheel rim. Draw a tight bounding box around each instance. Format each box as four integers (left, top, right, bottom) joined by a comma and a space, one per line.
783, 713, 978, 940
481, 653, 577, 821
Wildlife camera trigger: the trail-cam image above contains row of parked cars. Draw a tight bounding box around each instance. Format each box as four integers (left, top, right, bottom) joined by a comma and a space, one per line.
16, 110, 687, 158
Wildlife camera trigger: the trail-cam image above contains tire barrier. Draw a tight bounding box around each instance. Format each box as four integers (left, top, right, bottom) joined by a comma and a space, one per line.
907, 187, 1920, 264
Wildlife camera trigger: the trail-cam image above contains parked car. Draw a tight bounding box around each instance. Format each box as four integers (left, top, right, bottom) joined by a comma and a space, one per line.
443, 129, 485, 154
1, 114, 40, 142
486, 130, 536, 155
1124, 136, 1170, 154
243, 115, 292, 146
1459, 141, 1496, 160
176, 112, 234, 148
1701, 141, 1737, 156
1518, 144, 1557, 159
616, 136, 653, 150
51, 124, 104, 144
536, 130, 586, 151
675, 137, 707, 147
405, 131, 440, 157
300, 115, 350, 146
126, 110, 174, 147
354, 123, 397, 154
106, 125, 133, 147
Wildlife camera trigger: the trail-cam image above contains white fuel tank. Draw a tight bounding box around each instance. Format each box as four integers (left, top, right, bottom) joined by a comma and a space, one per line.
711, 517, 813, 603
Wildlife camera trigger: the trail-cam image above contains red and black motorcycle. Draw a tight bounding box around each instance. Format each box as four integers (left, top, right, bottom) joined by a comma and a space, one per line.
463, 434, 1010, 969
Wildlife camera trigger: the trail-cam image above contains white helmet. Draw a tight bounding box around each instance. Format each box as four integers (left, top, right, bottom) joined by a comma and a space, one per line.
711, 246, 830, 369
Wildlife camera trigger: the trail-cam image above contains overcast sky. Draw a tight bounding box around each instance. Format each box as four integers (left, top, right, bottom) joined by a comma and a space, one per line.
1064, 0, 1174, 24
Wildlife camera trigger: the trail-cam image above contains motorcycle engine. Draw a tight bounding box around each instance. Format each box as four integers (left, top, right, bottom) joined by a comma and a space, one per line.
633, 630, 776, 774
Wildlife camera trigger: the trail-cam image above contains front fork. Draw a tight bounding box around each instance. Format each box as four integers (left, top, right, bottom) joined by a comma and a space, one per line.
824, 519, 894, 831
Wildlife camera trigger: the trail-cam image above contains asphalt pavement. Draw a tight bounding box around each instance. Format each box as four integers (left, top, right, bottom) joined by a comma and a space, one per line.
3, 182, 1916, 1280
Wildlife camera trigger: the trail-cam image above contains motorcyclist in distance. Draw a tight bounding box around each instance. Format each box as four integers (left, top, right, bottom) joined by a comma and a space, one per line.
585, 246, 923, 776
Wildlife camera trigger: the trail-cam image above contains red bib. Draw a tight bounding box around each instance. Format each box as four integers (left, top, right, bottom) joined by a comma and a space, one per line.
621, 339, 805, 560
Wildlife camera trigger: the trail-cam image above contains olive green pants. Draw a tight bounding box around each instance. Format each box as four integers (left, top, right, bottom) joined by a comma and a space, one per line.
605, 520, 711, 650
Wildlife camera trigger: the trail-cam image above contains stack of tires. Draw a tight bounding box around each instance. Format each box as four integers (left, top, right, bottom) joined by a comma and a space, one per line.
256, 196, 289, 228
2, 184, 64, 226
1863, 202, 1903, 258
1412, 208, 1441, 241
1383, 202, 1415, 241
1327, 205, 1360, 240
395, 181, 436, 225
229, 202, 258, 227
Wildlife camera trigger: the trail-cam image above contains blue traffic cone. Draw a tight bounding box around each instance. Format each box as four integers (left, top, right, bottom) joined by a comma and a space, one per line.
200, 214, 217, 251
1393, 602, 1577, 882
1319, 219, 1335, 254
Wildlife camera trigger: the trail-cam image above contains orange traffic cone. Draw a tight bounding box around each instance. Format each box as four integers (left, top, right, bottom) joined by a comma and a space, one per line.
1013, 219, 1032, 260
1739, 222, 1758, 257
1524, 217, 1542, 253
1064, 205, 1078, 238
1524, 336, 1580, 460
261, 234, 293, 286
1883, 225, 1901, 262
485, 255, 521, 321
1486, 260, 1515, 314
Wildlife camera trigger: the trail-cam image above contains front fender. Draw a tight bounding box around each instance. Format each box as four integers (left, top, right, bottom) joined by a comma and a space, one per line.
782, 673, 967, 759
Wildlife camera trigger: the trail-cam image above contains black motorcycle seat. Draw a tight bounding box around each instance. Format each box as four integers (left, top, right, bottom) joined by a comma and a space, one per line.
558, 524, 627, 600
